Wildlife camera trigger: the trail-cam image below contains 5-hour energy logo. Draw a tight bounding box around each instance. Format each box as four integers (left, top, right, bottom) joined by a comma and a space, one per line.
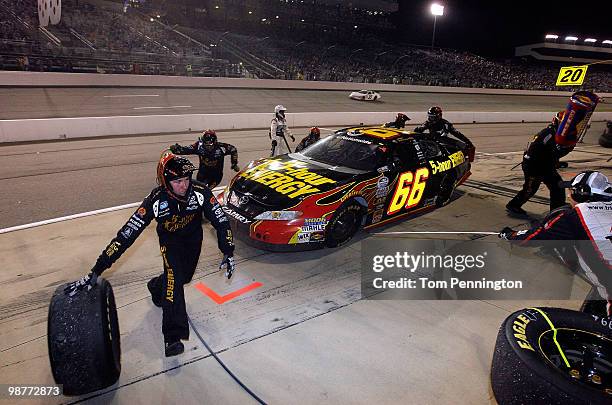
240, 160, 336, 198
429, 151, 465, 174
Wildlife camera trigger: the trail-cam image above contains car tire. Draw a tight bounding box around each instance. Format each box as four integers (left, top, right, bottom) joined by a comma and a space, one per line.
48, 277, 121, 396
325, 201, 363, 248
434, 173, 456, 207
491, 307, 612, 405
599, 132, 612, 148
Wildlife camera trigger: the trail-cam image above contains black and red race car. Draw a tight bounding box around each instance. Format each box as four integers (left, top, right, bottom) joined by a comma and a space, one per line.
221, 126, 473, 251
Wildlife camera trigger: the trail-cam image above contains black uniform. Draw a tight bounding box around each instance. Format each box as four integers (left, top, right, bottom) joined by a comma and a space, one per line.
92, 182, 234, 343
295, 135, 319, 152
172, 141, 238, 188
507, 125, 573, 211
413, 118, 473, 145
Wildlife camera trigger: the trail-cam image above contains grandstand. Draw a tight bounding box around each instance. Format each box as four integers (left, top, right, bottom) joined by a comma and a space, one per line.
0, 0, 610, 91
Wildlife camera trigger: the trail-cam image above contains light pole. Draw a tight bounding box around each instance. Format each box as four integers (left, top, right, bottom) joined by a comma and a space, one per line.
430, 4, 444, 48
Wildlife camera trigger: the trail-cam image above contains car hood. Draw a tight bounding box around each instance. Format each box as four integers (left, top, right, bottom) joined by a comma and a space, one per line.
230, 155, 357, 211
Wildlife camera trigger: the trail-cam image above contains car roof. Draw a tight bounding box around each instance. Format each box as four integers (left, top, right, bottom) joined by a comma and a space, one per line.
336, 126, 418, 144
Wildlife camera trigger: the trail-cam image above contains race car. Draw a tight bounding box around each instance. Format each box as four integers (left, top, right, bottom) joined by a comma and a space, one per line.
349, 90, 381, 101
221, 126, 473, 251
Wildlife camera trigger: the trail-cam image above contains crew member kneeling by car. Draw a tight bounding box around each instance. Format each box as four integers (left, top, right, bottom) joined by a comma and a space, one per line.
65, 152, 236, 357
500, 171, 612, 317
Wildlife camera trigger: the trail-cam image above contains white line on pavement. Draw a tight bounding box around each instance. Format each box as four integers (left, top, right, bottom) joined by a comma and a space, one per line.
133, 105, 192, 110
0, 187, 225, 235
103, 94, 160, 98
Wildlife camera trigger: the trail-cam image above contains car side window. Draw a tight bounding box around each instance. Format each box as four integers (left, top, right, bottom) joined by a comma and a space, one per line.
418, 140, 442, 159
393, 142, 418, 168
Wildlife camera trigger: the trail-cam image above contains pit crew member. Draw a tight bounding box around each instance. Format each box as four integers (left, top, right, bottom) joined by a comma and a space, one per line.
171, 129, 239, 188
66, 153, 236, 357
295, 127, 321, 152
384, 113, 411, 129
500, 171, 612, 317
270, 104, 295, 156
506, 111, 574, 215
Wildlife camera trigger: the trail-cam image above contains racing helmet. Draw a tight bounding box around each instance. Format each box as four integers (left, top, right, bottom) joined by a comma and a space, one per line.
560, 171, 612, 203
551, 111, 565, 129
274, 104, 287, 120
156, 151, 196, 202
396, 113, 410, 126
309, 126, 321, 139
200, 129, 218, 151
427, 106, 443, 123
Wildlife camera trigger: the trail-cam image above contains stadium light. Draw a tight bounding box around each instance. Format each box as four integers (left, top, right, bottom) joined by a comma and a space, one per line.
261, 18, 267, 22
430, 4, 444, 48
248, 11, 252, 15
214, 5, 219, 9
584, 38, 597, 43
565, 36, 578, 42
545, 34, 558, 40
149, 17, 154, 22
603, 40, 612, 46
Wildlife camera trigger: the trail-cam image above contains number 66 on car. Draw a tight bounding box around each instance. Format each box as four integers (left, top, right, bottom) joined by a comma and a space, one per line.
220, 126, 473, 251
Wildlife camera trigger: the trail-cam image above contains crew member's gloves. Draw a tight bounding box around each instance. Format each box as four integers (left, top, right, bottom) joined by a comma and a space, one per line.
64, 272, 98, 297
170, 143, 180, 153
290, 135, 295, 142
498, 227, 515, 240
219, 254, 236, 279
231, 164, 240, 172
271, 140, 278, 148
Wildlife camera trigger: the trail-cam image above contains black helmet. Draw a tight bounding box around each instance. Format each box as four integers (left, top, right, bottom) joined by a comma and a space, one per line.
560, 171, 612, 203
427, 106, 442, 123
156, 151, 196, 201
396, 113, 410, 127
200, 129, 217, 150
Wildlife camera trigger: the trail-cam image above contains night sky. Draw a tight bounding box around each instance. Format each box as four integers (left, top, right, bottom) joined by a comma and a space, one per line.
395, 0, 611, 56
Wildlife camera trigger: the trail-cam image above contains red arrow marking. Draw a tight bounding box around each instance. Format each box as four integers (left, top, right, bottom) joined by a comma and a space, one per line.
195, 281, 263, 304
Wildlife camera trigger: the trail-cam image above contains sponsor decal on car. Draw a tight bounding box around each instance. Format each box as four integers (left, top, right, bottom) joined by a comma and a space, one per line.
239, 160, 336, 198
137, 207, 147, 217
429, 151, 465, 174
372, 209, 383, 223
159, 201, 168, 210
301, 218, 327, 232
337, 135, 373, 144
377, 176, 389, 188
223, 207, 252, 224
513, 313, 535, 352
297, 233, 310, 243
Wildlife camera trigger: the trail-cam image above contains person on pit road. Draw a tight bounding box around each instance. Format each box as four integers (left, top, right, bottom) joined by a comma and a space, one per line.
506, 111, 575, 216
270, 104, 295, 156
170, 129, 239, 189
500, 171, 612, 317
295, 127, 321, 152
413, 106, 474, 146
65, 152, 236, 357
383, 113, 411, 129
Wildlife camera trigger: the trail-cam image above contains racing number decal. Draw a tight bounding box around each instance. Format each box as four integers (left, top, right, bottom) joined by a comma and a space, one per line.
358, 128, 399, 139
387, 167, 430, 215
556, 65, 588, 86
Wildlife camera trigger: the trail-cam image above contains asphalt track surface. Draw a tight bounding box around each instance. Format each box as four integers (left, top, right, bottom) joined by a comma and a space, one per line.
1, 121, 610, 230
3, 87, 611, 120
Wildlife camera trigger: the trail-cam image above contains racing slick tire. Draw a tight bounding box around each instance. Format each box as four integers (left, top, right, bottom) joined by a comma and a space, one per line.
48, 277, 121, 396
599, 132, 612, 148
491, 307, 612, 405
325, 201, 363, 248
435, 173, 456, 207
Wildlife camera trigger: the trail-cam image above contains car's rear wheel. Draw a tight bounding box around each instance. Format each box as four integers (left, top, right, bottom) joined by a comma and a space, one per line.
435, 173, 457, 207
325, 202, 363, 248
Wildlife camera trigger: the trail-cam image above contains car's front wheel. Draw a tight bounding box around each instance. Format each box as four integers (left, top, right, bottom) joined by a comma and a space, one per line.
325, 202, 363, 248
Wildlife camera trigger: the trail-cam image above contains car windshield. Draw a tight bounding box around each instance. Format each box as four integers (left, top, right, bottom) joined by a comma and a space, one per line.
299, 135, 384, 171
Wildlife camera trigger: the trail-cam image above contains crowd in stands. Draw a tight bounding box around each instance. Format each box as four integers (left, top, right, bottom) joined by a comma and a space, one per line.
0, 0, 610, 92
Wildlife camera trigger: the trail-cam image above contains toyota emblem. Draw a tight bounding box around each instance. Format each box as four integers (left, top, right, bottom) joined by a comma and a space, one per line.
238, 195, 249, 205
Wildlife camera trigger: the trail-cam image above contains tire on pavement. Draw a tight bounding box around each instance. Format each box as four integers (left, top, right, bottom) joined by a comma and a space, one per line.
47, 277, 121, 396
325, 201, 363, 248
491, 307, 612, 405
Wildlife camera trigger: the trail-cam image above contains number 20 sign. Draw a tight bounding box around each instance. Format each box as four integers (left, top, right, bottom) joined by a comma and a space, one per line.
556, 65, 588, 86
